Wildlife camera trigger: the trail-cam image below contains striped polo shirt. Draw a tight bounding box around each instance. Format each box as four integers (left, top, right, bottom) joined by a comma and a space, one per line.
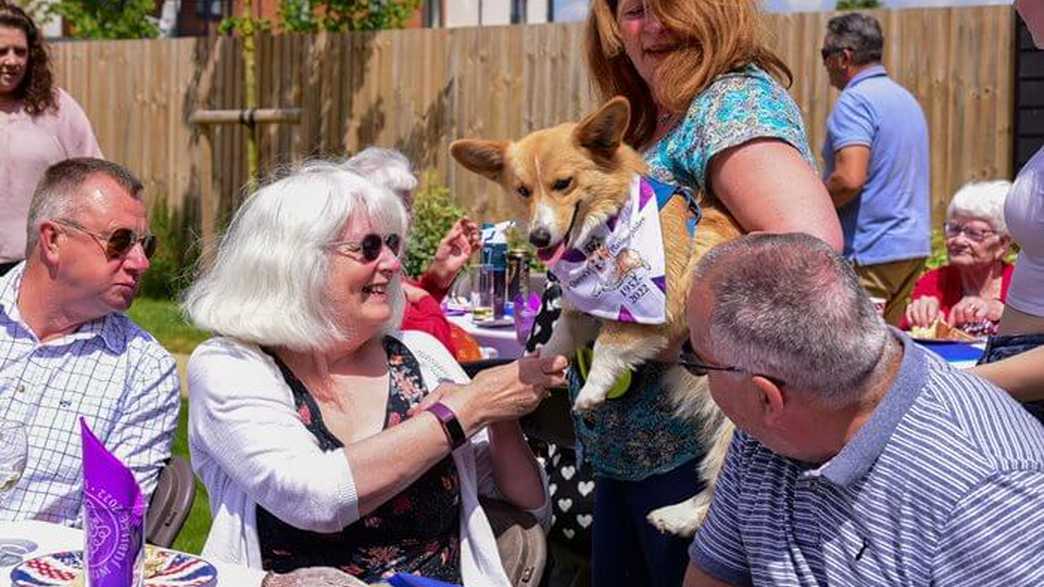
690, 334, 1044, 586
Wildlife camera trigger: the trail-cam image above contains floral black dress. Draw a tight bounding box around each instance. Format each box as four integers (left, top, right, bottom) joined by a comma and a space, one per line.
256, 337, 462, 584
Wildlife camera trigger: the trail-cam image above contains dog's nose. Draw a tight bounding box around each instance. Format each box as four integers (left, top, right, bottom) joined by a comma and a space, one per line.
529, 228, 552, 249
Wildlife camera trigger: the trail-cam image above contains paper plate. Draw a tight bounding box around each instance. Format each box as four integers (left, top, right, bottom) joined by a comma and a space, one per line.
470, 316, 514, 328
912, 337, 985, 345
9, 549, 218, 586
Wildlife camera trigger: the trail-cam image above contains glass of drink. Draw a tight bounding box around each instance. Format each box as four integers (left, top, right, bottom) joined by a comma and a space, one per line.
471, 264, 495, 322
0, 419, 28, 498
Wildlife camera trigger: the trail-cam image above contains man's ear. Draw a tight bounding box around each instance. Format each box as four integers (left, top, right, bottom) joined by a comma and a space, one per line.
450, 139, 509, 182
574, 96, 631, 159
752, 375, 786, 426
38, 221, 63, 264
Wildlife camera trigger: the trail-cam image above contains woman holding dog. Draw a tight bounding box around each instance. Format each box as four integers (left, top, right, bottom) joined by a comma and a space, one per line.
574, 1, 843, 585
183, 161, 567, 586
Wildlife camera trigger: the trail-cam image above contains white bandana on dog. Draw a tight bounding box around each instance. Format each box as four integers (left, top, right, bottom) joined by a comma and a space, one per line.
549, 176, 672, 324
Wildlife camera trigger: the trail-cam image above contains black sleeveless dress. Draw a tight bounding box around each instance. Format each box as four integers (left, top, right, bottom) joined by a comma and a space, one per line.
256, 337, 462, 583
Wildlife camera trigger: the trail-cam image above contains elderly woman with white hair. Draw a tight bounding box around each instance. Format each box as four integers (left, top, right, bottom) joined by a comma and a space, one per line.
902, 180, 1013, 336
183, 161, 565, 586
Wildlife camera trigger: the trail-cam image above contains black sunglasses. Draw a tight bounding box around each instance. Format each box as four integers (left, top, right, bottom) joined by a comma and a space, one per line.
327, 233, 401, 263
820, 46, 848, 61
53, 219, 157, 260
677, 353, 786, 387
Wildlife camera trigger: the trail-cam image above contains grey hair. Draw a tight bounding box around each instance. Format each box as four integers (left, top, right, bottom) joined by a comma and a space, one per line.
181, 160, 409, 352
343, 147, 418, 210
693, 233, 888, 407
826, 12, 884, 65
25, 157, 144, 257
946, 180, 1012, 237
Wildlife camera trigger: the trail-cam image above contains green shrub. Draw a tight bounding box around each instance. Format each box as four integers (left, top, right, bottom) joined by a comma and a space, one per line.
141, 198, 201, 300
404, 171, 466, 278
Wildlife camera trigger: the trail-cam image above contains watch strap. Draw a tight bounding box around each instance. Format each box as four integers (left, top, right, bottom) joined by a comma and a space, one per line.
427, 401, 467, 450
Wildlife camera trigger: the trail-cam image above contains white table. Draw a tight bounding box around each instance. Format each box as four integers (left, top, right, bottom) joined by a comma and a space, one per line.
447, 314, 524, 359
0, 520, 265, 586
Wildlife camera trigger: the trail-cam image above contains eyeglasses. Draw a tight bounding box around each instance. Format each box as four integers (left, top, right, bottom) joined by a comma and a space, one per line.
820, 46, 848, 62
52, 219, 157, 260
677, 353, 786, 387
326, 233, 401, 263
943, 222, 996, 243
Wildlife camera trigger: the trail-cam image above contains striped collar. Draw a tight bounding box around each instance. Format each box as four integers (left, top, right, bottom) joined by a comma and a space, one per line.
804, 329, 927, 487
0, 262, 126, 354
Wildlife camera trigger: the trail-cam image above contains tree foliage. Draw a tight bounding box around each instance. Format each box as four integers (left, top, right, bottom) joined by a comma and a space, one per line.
49, 0, 160, 39
279, 0, 421, 33
836, 0, 883, 10
404, 170, 466, 279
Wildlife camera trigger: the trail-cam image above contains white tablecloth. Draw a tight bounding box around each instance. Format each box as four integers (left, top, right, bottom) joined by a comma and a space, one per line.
0, 521, 265, 586
447, 314, 523, 359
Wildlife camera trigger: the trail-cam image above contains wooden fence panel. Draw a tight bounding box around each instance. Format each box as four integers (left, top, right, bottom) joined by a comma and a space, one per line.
47, 5, 1014, 238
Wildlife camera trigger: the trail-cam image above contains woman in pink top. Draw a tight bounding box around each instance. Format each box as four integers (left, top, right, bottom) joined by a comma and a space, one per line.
0, 2, 101, 275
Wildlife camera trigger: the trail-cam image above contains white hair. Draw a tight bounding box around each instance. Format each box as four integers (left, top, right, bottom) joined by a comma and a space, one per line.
946, 180, 1012, 237
343, 147, 418, 209
693, 233, 889, 408
181, 161, 409, 352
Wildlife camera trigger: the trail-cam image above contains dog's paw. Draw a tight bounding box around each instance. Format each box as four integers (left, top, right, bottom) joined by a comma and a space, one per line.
646, 496, 709, 537
572, 387, 608, 413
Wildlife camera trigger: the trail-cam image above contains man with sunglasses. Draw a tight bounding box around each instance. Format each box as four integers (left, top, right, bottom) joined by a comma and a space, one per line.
0, 157, 179, 526
683, 233, 1044, 587
820, 12, 930, 327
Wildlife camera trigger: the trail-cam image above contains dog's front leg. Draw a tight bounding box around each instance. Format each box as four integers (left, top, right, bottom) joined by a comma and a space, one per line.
539, 308, 599, 361
573, 323, 667, 412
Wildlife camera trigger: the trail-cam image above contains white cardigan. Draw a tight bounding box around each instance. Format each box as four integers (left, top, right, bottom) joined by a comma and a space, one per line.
187, 331, 550, 586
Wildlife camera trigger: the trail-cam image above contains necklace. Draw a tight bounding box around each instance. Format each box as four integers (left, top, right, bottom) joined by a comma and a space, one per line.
657, 111, 674, 124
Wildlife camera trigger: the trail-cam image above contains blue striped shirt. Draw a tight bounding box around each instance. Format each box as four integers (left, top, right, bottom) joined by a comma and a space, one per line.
0, 263, 181, 526
690, 335, 1044, 586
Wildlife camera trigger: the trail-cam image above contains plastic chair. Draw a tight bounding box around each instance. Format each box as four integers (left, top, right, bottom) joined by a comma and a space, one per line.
481, 497, 547, 586
145, 455, 196, 547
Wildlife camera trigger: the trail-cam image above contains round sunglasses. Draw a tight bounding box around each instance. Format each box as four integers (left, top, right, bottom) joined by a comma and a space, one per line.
52, 219, 157, 260
326, 233, 402, 263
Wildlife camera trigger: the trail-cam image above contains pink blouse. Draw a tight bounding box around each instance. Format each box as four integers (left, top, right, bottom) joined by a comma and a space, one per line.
0, 88, 102, 263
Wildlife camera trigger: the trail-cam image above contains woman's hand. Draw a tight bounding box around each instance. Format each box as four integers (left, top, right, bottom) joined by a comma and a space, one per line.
440, 355, 568, 432
401, 281, 431, 304
906, 296, 942, 328
426, 218, 481, 291
950, 296, 1004, 326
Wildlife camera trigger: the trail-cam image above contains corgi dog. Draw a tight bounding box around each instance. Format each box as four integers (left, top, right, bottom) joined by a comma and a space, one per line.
450, 97, 744, 535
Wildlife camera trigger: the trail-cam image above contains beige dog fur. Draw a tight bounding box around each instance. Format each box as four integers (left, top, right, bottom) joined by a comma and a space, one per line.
451, 97, 741, 535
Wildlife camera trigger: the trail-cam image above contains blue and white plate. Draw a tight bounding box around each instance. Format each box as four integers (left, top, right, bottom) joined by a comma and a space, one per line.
9, 549, 218, 586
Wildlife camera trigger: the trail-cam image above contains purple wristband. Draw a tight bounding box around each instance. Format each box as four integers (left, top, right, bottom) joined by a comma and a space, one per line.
427, 401, 467, 450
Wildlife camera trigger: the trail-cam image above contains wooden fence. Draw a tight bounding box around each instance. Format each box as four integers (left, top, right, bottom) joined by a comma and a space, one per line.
48, 5, 1015, 244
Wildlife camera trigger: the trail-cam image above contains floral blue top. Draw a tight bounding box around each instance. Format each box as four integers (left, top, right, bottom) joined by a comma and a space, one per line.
569, 66, 817, 481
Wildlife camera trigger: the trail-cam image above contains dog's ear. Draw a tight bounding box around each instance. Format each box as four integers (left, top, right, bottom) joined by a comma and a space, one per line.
574, 96, 631, 157
450, 139, 509, 182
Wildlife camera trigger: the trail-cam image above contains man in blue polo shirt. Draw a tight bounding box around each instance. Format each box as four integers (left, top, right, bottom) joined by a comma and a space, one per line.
821, 12, 930, 326
682, 233, 1044, 587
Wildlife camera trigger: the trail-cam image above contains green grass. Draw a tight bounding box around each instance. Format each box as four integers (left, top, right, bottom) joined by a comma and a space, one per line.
126, 297, 213, 553
127, 297, 210, 355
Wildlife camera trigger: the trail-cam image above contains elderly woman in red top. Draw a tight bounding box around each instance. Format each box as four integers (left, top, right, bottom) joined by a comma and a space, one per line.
903, 180, 1014, 336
